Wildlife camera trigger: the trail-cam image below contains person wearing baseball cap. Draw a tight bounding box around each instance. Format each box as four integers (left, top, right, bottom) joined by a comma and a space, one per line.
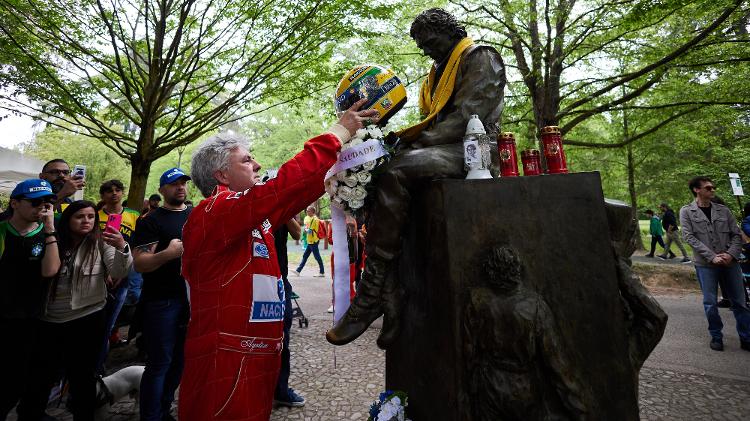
160, 167, 191, 187
0, 179, 60, 419
131, 167, 192, 420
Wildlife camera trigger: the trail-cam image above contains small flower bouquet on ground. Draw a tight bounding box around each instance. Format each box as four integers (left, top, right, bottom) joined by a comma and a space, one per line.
325, 124, 395, 214
368, 390, 410, 421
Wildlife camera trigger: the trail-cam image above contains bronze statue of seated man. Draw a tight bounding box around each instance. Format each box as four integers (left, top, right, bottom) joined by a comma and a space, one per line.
326, 8, 506, 348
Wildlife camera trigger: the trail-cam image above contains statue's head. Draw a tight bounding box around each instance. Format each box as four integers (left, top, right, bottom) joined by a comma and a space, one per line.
484, 246, 522, 294
410, 8, 467, 63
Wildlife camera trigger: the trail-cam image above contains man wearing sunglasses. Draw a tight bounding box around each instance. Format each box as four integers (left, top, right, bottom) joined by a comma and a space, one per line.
0, 179, 60, 419
680, 176, 750, 352
38, 159, 85, 212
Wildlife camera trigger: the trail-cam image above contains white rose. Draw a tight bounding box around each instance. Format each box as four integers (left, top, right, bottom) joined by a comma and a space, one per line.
367, 126, 383, 139
363, 160, 376, 170
354, 128, 368, 140
338, 185, 353, 200
349, 198, 364, 210
336, 171, 348, 181
356, 171, 372, 184
377, 402, 397, 421
349, 137, 363, 147
350, 165, 362, 172
343, 174, 358, 187
352, 186, 367, 200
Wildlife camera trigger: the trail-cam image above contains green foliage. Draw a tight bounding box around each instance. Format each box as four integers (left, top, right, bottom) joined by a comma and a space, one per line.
20, 127, 131, 203
7, 0, 750, 218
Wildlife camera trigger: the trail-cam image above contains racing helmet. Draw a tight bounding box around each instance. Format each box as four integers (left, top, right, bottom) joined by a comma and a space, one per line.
334, 64, 407, 125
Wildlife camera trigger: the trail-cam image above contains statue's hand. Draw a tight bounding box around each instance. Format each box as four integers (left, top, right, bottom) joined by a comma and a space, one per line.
384, 131, 399, 147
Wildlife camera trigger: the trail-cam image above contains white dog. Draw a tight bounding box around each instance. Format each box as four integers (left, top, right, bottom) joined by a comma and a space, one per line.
94, 365, 145, 420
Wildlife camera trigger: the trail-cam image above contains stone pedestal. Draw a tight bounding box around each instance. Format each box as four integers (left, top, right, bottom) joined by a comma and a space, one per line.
386, 172, 653, 420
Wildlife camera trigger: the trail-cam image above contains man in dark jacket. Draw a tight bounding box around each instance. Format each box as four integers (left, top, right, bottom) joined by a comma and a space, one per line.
658, 203, 690, 263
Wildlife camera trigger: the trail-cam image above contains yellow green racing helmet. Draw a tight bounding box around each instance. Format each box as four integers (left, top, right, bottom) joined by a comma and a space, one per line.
334, 64, 407, 125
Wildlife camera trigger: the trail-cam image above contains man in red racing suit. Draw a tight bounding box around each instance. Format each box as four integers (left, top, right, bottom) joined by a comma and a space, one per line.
179, 100, 376, 421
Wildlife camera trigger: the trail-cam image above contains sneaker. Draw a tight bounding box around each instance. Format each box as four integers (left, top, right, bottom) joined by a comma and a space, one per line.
710, 338, 724, 351
717, 298, 731, 308
657, 254, 668, 260
275, 388, 305, 407
741, 341, 750, 352
681, 257, 692, 264
668, 253, 676, 259
292, 270, 301, 276
327, 305, 333, 313
314, 273, 325, 278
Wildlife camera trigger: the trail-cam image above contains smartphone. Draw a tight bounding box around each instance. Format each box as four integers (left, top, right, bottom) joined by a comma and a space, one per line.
105, 213, 122, 234
72, 164, 86, 179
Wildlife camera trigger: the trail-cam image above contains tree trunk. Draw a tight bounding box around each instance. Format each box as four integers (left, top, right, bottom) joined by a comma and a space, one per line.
127, 156, 152, 212
626, 139, 645, 251
126, 127, 155, 210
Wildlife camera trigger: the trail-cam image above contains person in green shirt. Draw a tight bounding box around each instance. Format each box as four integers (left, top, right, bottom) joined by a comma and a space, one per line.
0, 179, 60, 420
645, 209, 667, 258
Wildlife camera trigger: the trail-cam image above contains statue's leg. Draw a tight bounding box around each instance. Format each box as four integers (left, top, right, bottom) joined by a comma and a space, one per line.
326, 144, 464, 347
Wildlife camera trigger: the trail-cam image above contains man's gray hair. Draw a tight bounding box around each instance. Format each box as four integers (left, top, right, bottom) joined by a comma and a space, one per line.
191, 132, 249, 197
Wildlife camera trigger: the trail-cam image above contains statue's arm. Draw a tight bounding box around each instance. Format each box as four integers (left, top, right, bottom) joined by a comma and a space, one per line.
413, 47, 506, 148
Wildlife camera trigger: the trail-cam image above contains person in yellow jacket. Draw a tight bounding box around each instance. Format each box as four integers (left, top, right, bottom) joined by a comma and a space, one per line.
293, 206, 326, 277
327, 8, 506, 348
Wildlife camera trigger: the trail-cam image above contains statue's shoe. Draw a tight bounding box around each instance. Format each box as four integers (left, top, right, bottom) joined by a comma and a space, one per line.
326, 306, 383, 345
326, 256, 390, 346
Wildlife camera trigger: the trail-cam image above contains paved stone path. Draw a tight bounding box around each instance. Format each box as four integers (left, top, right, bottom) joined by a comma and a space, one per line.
639, 367, 750, 420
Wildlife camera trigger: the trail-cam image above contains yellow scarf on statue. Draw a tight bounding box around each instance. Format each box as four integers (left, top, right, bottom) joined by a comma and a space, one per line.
396, 37, 475, 142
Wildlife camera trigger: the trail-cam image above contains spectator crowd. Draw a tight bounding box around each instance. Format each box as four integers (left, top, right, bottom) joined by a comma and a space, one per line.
1, 99, 374, 421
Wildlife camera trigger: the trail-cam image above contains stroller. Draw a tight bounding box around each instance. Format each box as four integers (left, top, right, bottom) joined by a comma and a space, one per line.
289, 291, 309, 328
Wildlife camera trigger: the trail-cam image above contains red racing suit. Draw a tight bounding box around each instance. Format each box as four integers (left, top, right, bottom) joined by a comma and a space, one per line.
179, 132, 341, 421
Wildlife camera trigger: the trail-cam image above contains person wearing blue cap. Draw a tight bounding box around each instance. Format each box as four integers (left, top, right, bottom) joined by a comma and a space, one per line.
131, 167, 192, 421
0, 179, 61, 420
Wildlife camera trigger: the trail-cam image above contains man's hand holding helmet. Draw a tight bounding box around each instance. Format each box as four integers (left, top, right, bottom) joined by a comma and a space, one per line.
336, 98, 380, 136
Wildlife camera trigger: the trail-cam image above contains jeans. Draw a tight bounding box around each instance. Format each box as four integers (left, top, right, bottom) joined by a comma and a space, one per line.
275, 279, 294, 399
297, 242, 324, 274
17, 310, 105, 421
695, 263, 750, 342
125, 268, 143, 305
140, 298, 188, 421
649, 235, 666, 255
664, 230, 688, 257
96, 281, 129, 373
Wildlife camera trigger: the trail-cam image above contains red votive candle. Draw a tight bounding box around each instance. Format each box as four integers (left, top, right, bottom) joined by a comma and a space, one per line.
521, 149, 542, 176
541, 126, 568, 174
497, 132, 519, 177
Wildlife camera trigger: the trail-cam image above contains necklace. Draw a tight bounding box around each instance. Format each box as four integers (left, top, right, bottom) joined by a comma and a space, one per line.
9, 220, 39, 237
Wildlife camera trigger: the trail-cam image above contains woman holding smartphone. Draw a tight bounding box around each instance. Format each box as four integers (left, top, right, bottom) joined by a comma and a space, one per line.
21, 200, 132, 420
